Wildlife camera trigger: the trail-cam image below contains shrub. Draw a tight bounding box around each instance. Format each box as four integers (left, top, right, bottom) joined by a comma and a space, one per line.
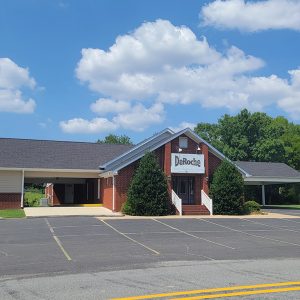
123, 152, 171, 216
243, 200, 261, 214
24, 191, 43, 207
210, 160, 244, 215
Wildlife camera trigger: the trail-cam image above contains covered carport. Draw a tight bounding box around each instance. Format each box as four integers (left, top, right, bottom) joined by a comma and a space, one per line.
234, 161, 300, 205
0, 138, 132, 209
25, 169, 100, 206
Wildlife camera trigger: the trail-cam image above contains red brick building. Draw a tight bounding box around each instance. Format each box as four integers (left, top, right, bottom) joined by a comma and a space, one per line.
97, 128, 224, 215
1, 128, 299, 213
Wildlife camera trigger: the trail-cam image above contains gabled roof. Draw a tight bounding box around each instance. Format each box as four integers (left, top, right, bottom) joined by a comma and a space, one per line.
99, 128, 174, 172
234, 161, 300, 178
0, 138, 132, 170
100, 127, 232, 174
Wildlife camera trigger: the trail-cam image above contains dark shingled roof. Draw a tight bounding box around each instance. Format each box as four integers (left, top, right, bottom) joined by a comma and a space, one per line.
0, 138, 133, 170
234, 161, 300, 178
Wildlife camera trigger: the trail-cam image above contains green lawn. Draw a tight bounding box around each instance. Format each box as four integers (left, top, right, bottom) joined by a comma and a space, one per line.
0, 209, 26, 218
263, 204, 300, 210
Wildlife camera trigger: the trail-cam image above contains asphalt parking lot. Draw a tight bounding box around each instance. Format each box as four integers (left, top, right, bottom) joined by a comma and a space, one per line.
1, 216, 300, 278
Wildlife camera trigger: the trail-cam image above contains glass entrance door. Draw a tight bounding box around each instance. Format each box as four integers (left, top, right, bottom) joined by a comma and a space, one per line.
172, 176, 195, 204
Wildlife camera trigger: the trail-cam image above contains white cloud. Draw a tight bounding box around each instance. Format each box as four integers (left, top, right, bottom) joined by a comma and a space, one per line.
170, 122, 196, 132
90, 98, 130, 115
75, 19, 220, 100
200, 0, 300, 32
113, 103, 165, 131
60, 117, 118, 134
65, 19, 300, 133
0, 58, 37, 113
277, 69, 300, 119
0, 89, 36, 113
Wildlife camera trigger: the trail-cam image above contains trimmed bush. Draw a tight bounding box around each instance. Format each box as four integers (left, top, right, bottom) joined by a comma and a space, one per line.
24, 191, 43, 207
243, 200, 261, 214
210, 160, 244, 215
123, 152, 171, 216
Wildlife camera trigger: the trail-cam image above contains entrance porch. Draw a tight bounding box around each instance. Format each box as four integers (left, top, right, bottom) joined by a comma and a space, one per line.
171, 174, 211, 215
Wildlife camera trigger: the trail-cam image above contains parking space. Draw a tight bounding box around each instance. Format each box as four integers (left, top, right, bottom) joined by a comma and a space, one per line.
0, 216, 300, 278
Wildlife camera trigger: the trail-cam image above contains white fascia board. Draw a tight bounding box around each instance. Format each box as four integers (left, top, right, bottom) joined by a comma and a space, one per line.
99, 128, 174, 170
0, 167, 100, 173
182, 129, 250, 177
104, 128, 222, 173
244, 176, 300, 184
100, 127, 250, 176
99, 171, 118, 178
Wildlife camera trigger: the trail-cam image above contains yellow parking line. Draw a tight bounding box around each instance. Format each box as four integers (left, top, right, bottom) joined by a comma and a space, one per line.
173, 286, 300, 299
45, 218, 72, 261
111, 281, 300, 300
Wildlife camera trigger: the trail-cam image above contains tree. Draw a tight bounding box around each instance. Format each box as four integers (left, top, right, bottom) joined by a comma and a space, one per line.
123, 152, 171, 216
97, 134, 132, 145
210, 160, 244, 215
195, 109, 300, 205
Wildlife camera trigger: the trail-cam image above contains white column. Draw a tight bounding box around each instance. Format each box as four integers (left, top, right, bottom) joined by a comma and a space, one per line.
112, 175, 115, 211
21, 169, 24, 208
262, 184, 266, 206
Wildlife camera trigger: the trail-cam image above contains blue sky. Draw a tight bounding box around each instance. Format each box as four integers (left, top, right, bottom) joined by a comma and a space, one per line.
1, 0, 300, 143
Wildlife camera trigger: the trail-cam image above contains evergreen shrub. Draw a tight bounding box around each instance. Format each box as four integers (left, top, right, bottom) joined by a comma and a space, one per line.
210, 160, 244, 215
123, 152, 171, 216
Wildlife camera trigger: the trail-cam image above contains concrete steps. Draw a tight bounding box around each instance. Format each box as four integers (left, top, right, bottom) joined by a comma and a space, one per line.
182, 204, 210, 215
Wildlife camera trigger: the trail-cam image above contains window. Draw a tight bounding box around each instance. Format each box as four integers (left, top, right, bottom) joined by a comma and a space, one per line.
179, 137, 188, 149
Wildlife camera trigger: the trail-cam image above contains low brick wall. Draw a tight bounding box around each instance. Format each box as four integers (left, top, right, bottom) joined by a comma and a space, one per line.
0, 193, 21, 209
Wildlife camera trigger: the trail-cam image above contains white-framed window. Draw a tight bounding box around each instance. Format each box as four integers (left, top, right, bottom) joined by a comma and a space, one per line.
179, 137, 188, 149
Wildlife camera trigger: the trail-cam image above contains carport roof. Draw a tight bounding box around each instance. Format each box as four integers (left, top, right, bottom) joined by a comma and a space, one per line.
234, 161, 300, 178
0, 138, 133, 170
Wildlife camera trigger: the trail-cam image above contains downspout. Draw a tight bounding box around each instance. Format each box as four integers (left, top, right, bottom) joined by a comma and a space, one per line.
21, 169, 24, 208
112, 175, 115, 211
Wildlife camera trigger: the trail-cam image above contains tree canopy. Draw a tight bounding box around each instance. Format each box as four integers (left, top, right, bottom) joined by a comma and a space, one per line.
195, 109, 300, 170
97, 134, 133, 145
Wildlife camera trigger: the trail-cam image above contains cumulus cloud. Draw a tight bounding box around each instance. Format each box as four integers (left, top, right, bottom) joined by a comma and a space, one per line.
113, 103, 165, 131
170, 122, 196, 132
0, 58, 37, 113
200, 0, 300, 32
90, 98, 130, 115
277, 69, 300, 119
60, 102, 164, 134
60, 117, 118, 134
63, 19, 300, 134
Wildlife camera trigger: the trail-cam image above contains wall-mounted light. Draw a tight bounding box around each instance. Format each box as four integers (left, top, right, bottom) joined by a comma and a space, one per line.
178, 147, 183, 152
197, 145, 201, 151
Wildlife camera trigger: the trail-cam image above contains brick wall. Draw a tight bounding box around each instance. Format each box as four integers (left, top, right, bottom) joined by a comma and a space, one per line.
208, 151, 222, 177
114, 162, 137, 211
100, 177, 113, 210
101, 135, 223, 212
171, 134, 199, 154
0, 193, 21, 209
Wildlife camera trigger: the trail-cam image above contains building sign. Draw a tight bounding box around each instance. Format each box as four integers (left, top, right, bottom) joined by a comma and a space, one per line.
171, 153, 205, 174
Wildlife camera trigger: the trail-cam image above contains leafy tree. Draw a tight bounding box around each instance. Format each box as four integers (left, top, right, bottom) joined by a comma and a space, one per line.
97, 134, 133, 145
123, 152, 171, 216
195, 109, 300, 204
210, 160, 245, 215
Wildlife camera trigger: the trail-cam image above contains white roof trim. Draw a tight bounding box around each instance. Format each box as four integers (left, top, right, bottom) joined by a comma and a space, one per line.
99, 128, 174, 169
101, 127, 248, 175
244, 176, 300, 184
0, 167, 100, 173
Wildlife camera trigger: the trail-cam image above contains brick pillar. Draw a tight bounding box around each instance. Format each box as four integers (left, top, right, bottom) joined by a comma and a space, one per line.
201, 143, 209, 195
164, 142, 172, 194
